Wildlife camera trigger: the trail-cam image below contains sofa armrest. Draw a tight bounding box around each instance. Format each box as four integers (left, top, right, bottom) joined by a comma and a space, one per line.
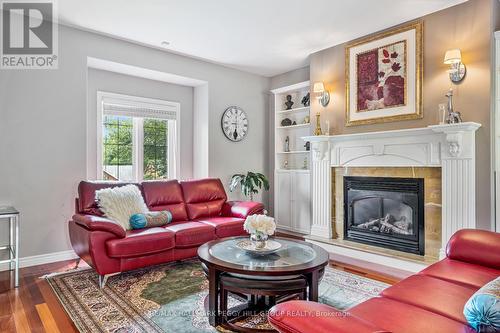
446, 229, 500, 269
222, 201, 264, 219
268, 301, 386, 333
72, 214, 126, 238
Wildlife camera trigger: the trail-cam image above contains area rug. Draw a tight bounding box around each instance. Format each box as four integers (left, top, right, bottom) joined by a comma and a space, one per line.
46, 260, 389, 333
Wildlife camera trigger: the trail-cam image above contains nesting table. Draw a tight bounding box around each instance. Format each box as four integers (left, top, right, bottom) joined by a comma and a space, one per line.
0, 206, 19, 287
198, 236, 329, 332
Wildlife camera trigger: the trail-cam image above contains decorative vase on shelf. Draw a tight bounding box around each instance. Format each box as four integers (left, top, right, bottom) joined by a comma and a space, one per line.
250, 232, 269, 249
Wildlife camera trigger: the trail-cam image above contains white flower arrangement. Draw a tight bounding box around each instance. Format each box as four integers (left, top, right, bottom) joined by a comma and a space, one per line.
244, 214, 276, 236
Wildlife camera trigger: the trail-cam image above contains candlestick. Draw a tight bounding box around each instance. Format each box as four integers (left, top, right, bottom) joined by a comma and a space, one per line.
314, 112, 323, 136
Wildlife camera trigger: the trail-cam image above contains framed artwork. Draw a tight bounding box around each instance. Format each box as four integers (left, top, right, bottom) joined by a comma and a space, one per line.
345, 21, 423, 126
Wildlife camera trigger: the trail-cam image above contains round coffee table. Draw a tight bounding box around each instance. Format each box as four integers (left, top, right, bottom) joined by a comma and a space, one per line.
197, 236, 329, 332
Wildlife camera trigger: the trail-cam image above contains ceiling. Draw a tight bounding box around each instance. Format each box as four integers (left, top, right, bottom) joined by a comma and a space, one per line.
58, 0, 468, 77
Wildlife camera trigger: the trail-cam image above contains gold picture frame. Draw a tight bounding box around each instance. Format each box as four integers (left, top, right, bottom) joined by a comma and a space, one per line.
345, 21, 423, 126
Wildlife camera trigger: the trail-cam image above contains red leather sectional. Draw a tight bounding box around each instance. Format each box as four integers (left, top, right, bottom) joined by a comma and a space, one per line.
268, 229, 500, 333
69, 178, 264, 278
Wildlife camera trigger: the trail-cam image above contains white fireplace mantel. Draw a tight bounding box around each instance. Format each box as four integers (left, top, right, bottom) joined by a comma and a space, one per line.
303, 122, 481, 259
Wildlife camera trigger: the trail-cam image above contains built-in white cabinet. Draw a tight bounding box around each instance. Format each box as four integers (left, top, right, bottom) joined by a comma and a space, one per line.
275, 170, 311, 234
275, 170, 293, 230
271, 81, 312, 235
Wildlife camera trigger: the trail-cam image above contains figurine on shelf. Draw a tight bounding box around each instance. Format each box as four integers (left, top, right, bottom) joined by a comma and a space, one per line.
301, 93, 310, 107
284, 136, 290, 152
284, 95, 294, 110
283, 160, 289, 169
303, 115, 310, 124
303, 157, 308, 170
292, 120, 297, 125
304, 141, 310, 151
445, 89, 462, 124
281, 118, 292, 126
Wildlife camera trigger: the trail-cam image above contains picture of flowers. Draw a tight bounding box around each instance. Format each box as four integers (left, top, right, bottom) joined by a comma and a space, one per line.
346, 21, 422, 126
357, 41, 406, 112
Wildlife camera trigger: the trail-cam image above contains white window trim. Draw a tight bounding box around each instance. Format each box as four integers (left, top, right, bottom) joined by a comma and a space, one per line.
96, 91, 181, 181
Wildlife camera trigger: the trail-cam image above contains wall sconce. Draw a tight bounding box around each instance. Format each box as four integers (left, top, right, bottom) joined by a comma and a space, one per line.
313, 82, 330, 107
444, 49, 466, 83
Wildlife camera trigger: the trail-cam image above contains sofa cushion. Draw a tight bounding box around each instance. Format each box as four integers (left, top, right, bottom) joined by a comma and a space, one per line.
381, 275, 477, 324
78, 181, 136, 216
180, 178, 227, 219
141, 180, 188, 222
96, 184, 148, 230
106, 227, 175, 258
268, 300, 385, 333
165, 221, 216, 248
420, 258, 500, 289
349, 297, 476, 333
196, 217, 246, 238
463, 277, 500, 332
130, 211, 172, 229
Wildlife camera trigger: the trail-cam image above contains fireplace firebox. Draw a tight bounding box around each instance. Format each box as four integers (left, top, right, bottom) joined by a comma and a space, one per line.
343, 176, 425, 255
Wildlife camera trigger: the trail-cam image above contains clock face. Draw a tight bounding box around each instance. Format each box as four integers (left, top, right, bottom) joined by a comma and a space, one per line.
221, 106, 248, 142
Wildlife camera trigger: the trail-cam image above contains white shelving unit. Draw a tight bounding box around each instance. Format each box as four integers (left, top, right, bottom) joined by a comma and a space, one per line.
271, 81, 311, 235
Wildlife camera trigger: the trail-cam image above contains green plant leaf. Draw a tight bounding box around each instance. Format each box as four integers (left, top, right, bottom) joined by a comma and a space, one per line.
228, 171, 270, 199
229, 174, 244, 192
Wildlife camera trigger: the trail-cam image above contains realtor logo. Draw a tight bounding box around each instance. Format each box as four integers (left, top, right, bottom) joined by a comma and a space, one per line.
1, 0, 58, 69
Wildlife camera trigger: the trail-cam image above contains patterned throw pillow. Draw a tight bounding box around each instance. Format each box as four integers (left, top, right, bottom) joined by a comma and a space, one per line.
464, 277, 500, 333
95, 184, 148, 230
129, 211, 172, 229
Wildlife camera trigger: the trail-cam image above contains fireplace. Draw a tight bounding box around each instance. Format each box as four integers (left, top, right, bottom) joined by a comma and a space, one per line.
343, 176, 425, 255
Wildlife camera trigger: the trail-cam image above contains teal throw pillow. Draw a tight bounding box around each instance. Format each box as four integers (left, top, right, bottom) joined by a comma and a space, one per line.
129, 211, 172, 229
464, 277, 500, 332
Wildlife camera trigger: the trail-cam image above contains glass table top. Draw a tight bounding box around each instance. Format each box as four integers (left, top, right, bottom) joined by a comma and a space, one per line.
209, 237, 316, 269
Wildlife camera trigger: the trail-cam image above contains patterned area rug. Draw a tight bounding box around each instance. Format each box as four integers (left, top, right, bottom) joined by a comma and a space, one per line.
46, 260, 389, 333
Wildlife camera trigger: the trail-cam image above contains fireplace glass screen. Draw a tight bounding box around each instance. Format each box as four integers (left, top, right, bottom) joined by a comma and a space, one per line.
344, 176, 425, 255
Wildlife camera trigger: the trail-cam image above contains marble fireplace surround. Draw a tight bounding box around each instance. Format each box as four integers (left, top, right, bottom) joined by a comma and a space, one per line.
302, 122, 481, 272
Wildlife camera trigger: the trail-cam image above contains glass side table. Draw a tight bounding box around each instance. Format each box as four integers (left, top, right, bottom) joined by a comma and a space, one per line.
0, 206, 19, 287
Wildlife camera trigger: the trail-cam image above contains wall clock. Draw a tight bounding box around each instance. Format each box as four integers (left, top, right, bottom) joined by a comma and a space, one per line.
221, 106, 248, 142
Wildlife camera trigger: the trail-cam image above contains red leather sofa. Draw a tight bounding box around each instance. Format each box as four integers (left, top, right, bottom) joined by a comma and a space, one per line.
69, 178, 264, 286
268, 229, 500, 333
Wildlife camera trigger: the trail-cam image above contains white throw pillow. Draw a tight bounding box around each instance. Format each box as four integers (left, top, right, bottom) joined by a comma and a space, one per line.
95, 184, 148, 230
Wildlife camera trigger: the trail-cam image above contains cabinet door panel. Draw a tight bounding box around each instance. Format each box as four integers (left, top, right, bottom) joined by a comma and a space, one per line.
275, 172, 292, 230
293, 172, 311, 234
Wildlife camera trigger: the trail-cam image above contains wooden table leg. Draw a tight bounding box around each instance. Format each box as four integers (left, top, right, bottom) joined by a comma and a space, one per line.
208, 266, 220, 326
307, 269, 319, 302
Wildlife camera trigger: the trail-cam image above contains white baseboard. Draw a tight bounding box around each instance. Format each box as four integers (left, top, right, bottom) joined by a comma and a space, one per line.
307, 239, 429, 273
0, 250, 78, 272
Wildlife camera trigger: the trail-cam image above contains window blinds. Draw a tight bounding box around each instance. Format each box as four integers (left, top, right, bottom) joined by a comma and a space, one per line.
102, 100, 177, 120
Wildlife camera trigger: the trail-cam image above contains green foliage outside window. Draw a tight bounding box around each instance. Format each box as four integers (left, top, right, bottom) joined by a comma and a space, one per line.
143, 118, 168, 180
103, 116, 168, 180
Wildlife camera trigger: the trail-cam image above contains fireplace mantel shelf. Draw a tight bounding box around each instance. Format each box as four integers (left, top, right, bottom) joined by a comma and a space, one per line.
302, 122, 481, 143
302, 121, 482, 262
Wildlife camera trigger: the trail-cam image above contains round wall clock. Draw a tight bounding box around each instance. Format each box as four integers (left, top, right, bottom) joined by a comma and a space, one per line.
221, 106, 248, 142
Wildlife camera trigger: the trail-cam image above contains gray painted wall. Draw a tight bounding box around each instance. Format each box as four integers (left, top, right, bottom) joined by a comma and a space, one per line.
87, 68, 194, 180
0, 24, 270, 258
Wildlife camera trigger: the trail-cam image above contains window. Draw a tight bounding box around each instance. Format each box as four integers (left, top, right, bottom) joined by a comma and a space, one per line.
97, 92, 179, 181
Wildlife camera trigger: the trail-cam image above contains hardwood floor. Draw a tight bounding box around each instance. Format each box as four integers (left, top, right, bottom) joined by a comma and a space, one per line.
0, 257, 402, 333
0, 260, 81, 333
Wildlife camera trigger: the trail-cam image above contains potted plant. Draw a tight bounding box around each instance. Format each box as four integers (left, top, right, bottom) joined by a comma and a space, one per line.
229, 172, 270, 201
